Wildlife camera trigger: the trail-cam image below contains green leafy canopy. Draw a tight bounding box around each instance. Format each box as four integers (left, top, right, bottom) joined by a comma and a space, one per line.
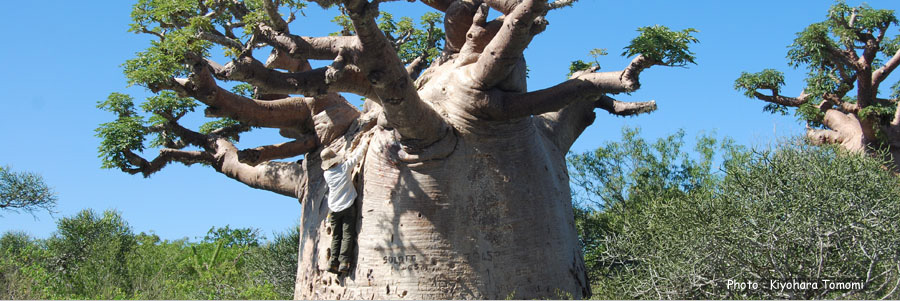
733, 69, 785, 98
623, 25, 699, 66
567, 48, 607, 77
95, 91, 242, 170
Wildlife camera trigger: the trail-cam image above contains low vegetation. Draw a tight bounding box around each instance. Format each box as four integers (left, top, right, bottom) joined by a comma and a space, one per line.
570, 128, 900, 299
0, 210, 298, 299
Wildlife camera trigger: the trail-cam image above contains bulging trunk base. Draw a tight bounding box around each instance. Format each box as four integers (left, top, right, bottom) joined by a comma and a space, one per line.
294, 121, 590, 299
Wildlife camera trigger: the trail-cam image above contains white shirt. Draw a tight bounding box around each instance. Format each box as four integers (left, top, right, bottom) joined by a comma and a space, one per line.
324, 143, 367, 212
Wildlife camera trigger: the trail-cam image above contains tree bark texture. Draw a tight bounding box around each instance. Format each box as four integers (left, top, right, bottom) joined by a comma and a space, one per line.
294, 66, 593, 299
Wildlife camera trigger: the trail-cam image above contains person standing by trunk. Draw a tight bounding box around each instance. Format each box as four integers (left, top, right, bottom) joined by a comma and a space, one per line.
321, 137, 370, 275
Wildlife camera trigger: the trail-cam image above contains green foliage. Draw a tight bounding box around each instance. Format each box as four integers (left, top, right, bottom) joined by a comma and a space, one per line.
623, 25, 699, 66
202, 225, 261, 248
96, 93, 147, 170
130, 0, 201, 33
123, 28, 211, 88
567, 60, 592, 77
0, 166, 57, 216
570, 129, 900, 299
567, 48, 607, 77
787, 22, 840, 70
199, 118, 243, 135
884, 34, 900, 57
231, 83, 256, 98
96, 90, 235, 170
733, 69, 785, 98
141, 91, 198, 117
568, 127, 732, 210
892, 79, 900, 101
785, 2, 897, 101
333, 11, 444, 63
796, 100, 826, 127
331, 13, 354, 36
0, 210, 299, 299
143, 91, 199, 147
245, 227, 300, 298
858, 101, 896, 122
0, 231, 53, 299
45, 209, 137, 299
826, 1, 897, 47
380, 12, 444, 63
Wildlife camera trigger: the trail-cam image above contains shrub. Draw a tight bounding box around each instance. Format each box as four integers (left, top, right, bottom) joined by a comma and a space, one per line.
571, 131, 900, 299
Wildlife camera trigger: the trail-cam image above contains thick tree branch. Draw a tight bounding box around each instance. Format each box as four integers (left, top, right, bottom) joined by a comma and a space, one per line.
122, 130, 303, 198
443, 0, 480, 52
459, 5, 503, 62
536, 96, 656, 152
405, 55, 429, 79
751, 92, 809, 107
822, 109, 867, 152
534, 67, 656, 152
164, 66, 315, 130
262, 0, 289, 32
471, 0, 547, 89
206, 56, 376, 99
807, 128, 847, 145
167, 58, 362, 144
595, 95, 657, 116
483, 55, 653, 120
548, 0, 576, 9
873, 49, 900, 87
123, 149, 215, 177
265, 48, 311, 72
256, 26, 360, 61
420, 0, 453, 11
238, 137, 317, 166
483, 0, 519, 14
214, 138, 303, 198
198, 30, 245, 50
258, 48, 312, 98
340, 0, 448, 145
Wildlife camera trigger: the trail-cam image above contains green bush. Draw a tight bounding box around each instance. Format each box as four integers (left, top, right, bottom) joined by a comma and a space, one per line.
570, 129, 900, 299
0, 210, 299, 299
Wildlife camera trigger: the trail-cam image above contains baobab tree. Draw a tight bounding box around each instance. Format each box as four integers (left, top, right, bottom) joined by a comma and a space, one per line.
97, 0, 697, 298
735, 2, 900, 166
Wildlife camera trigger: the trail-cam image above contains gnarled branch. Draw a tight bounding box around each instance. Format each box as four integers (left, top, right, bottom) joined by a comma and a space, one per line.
595, 95, 657, 116
123, 125, 304, 198
338, 0, 448, 145
262, 0, 289, 32
206, 56, 376, 99
443, 0, 480, 52
214, 139, 304, 198
123, 149, 215, 177
482, 55, 654, 120
751, 92, 809, 107
257, 25, 360, 61
470, 0, 547, 89
873, 49, 900, 87
238, 137, 317, 166
163, 65, 316, 130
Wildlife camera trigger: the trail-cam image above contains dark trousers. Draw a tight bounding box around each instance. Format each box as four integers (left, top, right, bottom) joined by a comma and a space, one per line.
329, 202, 357, 265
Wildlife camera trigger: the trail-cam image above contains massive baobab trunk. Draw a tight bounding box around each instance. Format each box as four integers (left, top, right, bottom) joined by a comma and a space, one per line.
100, 0, 689, 299
296, 115, 589, 299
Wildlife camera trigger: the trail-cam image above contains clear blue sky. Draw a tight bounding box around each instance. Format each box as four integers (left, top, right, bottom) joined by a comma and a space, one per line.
2, 0, 898, 240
